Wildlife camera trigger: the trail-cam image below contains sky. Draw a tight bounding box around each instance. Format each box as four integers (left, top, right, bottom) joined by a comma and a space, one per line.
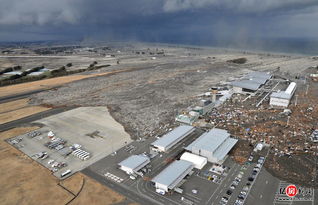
0, 0, 318, 52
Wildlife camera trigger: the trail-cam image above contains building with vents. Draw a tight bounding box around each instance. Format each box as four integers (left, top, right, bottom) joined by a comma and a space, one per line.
270, 82, 297, 107
152, 160, 194, 194
118, 154, 150, 175
185, 128, 238, 163
151, 125, 195, 152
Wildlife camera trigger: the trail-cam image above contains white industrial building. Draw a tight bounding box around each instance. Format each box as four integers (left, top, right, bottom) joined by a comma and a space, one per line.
151, 125, 195, 152
185, 128, 238, 163
232, 71, 272, 93
270, 82, 297, 108
180, 152, 207, 169
152, 160, 194, 194
118, 154, 150, 175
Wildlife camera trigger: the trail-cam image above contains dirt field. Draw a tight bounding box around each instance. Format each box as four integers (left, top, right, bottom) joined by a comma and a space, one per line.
0, 98, 29, 113
0, 127, 126, 205
0, 127, 73, 205
0, 74, 94, 97
29, 48, 318, 141
0, 105, 50, 124
69, 173, 126, 205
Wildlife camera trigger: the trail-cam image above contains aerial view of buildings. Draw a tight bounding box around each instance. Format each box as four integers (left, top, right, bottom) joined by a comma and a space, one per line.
0, 1, 317, 205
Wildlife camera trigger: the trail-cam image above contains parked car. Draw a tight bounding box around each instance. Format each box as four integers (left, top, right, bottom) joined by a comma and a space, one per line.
243, 186, 249, 192
221, 196, 229, 203
248, 155, 254, 162
248, 176, 255, 182
226, 190, 232, 195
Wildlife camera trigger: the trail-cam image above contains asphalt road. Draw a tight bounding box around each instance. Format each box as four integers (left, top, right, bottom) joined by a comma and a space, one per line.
0, 106, 76, 132
0, 88, 49, 103
82, 168, 162, 205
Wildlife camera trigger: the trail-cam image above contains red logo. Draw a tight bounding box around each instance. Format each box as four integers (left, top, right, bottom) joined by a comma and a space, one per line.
286, 185, 298, 197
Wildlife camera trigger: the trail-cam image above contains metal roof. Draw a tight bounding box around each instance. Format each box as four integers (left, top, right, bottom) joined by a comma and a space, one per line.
118, 154, 150, 171
247, 71, 272, 80
213, 138, 238, 160
151, 125, 195, 150
231, 80, 262, 91
285, 82, 296, 95
180, 152, 207, 169
152, 160, 194, 189
270, 91, 291, 99
243, 77, 268, 84
186, 128, 230, 153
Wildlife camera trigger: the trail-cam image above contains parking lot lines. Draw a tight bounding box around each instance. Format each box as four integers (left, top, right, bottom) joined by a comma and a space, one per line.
104, 172, 124, 183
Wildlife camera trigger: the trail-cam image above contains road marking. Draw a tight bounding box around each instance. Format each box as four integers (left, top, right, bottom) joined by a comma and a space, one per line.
260, 194, 263, 199
266, 180, 268, 184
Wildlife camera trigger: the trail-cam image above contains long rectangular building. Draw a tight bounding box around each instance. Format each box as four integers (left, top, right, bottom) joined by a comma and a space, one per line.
151, 125, 195, 152
186, 128, 238, 163
152, 160, 194, 194
270, 82, 297, 107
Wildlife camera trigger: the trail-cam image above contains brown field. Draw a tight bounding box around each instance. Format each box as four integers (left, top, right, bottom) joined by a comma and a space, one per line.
69, 173, 126, 205
0, 68, 137, 98
0, 98, 29, 113
0, 127, 126, 205
0, 127, 73, 205
0, 74, 93, 97
0, 105, 50, 124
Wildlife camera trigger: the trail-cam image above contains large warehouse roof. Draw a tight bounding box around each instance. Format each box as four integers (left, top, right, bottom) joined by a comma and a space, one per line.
151, 125, 195, 151
247, 71, 272, 80
152, 160, 194, 189
118, 154, 150, 172
243, 77, 268, 84
232, 71, 271, 91
186, 128, 230, 153
231, 80, 262, 91
213, 138, 238, 160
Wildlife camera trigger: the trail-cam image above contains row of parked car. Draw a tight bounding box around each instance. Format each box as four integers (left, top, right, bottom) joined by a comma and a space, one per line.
219, 155, 266, 205
220, 170, 244, 204
234, 156, 265, 205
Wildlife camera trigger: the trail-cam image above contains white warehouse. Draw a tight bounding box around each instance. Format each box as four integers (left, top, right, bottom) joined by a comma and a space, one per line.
185, 128, 238, 163
270, 82, 297, 108
151, 125, 195, 152
118, 154, 150, 175
180, 152, 207, 169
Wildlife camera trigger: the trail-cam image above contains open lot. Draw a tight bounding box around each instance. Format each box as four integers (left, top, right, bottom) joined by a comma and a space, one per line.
0, 127, 73, 205
8, 107, 132, 178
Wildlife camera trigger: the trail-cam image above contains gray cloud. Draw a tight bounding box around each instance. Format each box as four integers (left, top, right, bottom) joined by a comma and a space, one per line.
163, 0, 318, 13
0, 0, 317, 53
0, 0, 80, 25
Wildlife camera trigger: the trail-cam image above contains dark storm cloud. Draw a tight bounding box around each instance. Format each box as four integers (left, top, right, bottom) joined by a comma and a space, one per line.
0, 0, 317, 44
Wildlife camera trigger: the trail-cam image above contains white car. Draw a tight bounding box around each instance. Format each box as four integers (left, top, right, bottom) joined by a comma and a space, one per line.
48, 159, 55, 165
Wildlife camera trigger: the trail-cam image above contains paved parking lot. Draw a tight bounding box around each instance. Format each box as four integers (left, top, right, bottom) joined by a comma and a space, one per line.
7, 107, 132, 178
